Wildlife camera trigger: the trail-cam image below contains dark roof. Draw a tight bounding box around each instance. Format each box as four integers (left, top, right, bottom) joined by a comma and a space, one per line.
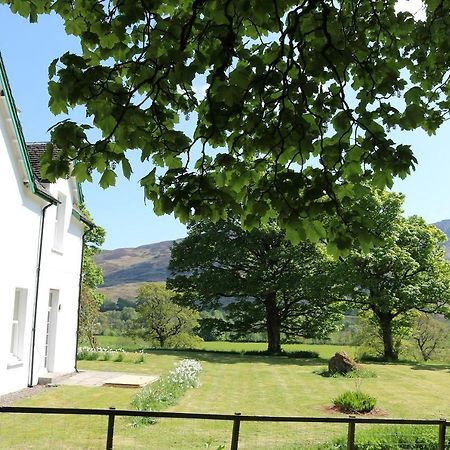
25, 143, 89, 220
25, 143, 57, 199
26, 142, 49, 182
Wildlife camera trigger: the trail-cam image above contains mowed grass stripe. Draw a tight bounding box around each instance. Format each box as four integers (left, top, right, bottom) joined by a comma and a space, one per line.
1, 344, 449, 449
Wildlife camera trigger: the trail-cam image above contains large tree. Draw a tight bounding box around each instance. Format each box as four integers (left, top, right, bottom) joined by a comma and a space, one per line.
337, 194, 450, 360
3, 0, 450, 251
168, 220, 342, 354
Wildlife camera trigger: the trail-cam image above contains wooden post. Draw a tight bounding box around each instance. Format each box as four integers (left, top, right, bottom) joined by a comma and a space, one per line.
347, 416, 356, 450
230, 412, 241, 450
438, 418, 446, 450
106, 406, 116, 450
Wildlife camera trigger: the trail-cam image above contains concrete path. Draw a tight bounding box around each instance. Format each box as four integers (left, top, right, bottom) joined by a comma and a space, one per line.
57, 370, 158, 388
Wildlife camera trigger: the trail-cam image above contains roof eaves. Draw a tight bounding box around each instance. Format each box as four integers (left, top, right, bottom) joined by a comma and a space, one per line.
72, 207, 95, 228
0, 53, 57, 205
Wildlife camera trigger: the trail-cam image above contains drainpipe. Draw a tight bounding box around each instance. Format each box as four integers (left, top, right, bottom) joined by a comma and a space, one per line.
28, 201, 54, 387
74, 221, 94, 373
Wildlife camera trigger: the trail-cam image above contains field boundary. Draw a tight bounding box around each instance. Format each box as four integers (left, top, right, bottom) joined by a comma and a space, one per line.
0, 406, 448, 449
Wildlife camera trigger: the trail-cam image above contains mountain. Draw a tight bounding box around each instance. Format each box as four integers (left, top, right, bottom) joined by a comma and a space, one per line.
434, 220, 450, 259
434, 219, 450, 237
95, 220, 450, 301
94, 240, 175, 300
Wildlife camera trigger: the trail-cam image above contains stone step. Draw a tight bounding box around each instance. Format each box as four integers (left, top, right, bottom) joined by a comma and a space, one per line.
103, 374, 158, 388
38, 372, 74, 385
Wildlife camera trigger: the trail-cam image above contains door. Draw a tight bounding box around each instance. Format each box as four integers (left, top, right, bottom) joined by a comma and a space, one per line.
44, 290, 58, 372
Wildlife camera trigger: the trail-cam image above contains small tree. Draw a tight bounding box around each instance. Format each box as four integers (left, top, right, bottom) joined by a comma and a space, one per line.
131, 283, 200, 348
79, 206, 105, 347
413, 314, 449, 362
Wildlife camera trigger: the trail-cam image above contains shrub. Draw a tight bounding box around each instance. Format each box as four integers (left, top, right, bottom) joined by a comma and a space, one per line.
357, 353, 387, 363
77, 348, 98, 361
114, 353, 124, 362
323, 425, 445, 449
101, 351, 112, 361
134, 350, 145, 364
242, 350, 319, 358
77, 346, 125, 361
333, 390, 376, 414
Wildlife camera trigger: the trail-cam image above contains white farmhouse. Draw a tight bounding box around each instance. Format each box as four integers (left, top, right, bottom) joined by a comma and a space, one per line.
0, 53, 91, 395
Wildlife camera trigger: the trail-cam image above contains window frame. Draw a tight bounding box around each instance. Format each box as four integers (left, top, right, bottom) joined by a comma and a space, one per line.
52, 192, 66, 253
8, 288, 28, 368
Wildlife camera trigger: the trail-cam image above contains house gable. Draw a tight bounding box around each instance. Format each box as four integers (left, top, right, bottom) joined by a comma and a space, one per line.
0, 52, 93, 396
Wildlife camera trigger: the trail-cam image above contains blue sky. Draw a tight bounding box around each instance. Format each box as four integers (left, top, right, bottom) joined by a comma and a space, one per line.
1, 5, 449, 249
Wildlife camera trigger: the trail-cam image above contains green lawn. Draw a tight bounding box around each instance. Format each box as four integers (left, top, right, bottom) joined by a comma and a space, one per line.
95, 335, 356, 359
1, 345, 449, 449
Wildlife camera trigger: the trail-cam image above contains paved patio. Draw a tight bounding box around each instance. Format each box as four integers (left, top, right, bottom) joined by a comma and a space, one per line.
58, 370, 159, 388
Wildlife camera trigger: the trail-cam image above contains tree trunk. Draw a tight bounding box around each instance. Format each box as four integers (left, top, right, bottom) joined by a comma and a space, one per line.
379, 314, 397, 361
264, 292, 282, 354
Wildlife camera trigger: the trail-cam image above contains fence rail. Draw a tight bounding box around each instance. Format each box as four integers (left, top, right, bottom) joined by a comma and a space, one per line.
0, 406, 448, 449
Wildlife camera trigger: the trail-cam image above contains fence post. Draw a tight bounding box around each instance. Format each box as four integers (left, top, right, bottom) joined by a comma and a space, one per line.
106, 406, 116, 450
230, 412, 241, 450
438, 418, 446, 450
347, 416, 356, 450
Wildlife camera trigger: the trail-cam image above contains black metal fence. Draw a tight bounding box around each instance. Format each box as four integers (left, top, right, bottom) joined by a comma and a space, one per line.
0, 406, 448, 449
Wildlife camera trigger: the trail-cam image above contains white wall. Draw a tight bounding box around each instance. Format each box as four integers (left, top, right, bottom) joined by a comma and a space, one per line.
0, 98, 44, 395
31, 180, 84, 383
0, 97, 85, 394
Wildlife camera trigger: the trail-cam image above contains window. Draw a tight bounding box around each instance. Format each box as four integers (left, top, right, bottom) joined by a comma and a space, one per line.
44, 290, 59, 370
8, 288, 27, 367
53, 193, 66, 252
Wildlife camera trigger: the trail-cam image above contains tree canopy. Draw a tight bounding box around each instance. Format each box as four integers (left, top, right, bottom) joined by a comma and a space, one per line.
3, 0, 450, 250
336, 192, 450, 360
131, 282, 200, 347
168, 219, 342, 353
78, 205, 106, 347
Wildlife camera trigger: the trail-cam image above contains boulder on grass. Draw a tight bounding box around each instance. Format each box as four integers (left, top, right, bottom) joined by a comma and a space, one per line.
328, 351, 358, 375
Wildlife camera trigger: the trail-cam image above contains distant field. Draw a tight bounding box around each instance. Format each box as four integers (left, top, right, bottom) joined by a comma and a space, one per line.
2, 343, 450, 448
97, 282, 142, 302
95, 335, 450, 362
95, 335, 355, 359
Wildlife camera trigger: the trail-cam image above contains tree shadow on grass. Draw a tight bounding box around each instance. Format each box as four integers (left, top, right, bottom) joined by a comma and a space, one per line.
410, 364, 450, 372
140, 348, 327, 366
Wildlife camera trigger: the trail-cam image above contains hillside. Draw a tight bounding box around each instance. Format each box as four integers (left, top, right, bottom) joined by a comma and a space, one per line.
94, 240, 174, 300
434, 219, 450, 259
95, 220, 450, 301
435, 219, 450, 236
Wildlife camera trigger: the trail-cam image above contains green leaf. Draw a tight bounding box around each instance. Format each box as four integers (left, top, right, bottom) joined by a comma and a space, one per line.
29, 3, 37, 22
48, 58, 58, 78
71, 162, 92, 183
304, 220, 326, 242
121, 158, 133, 179
404, 104, 424, 128
404, 86, 423, 105
99, 168, 117, 188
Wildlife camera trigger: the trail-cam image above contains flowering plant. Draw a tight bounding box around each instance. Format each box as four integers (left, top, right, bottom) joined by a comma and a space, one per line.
131, 359, 203, 426
77, 346, 125, 361
167, 359, 203, 388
